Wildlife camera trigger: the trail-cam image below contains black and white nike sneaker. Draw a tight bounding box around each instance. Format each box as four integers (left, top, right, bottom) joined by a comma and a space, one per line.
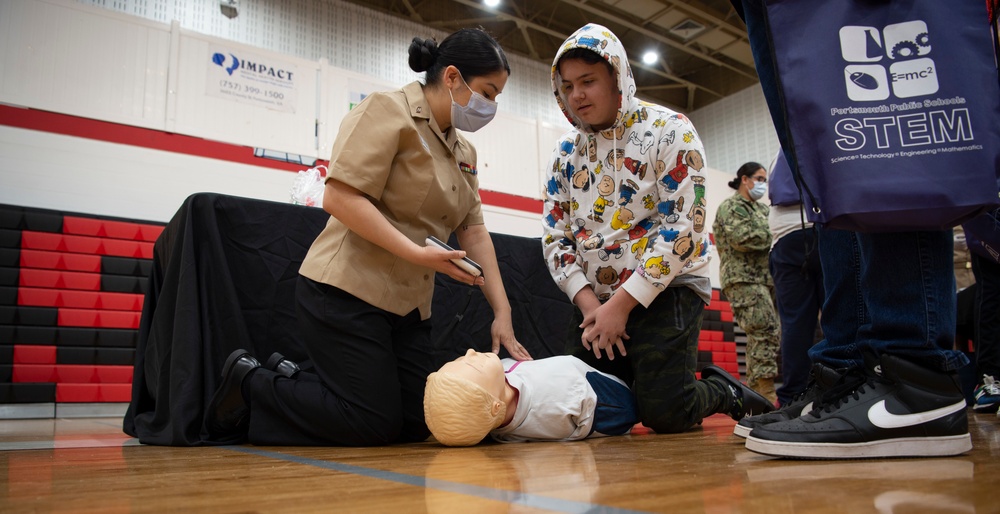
733, 363, 844, 438
744, 352, 972, 459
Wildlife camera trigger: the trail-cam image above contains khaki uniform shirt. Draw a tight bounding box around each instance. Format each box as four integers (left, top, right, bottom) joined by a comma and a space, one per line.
299, 81, 484, 319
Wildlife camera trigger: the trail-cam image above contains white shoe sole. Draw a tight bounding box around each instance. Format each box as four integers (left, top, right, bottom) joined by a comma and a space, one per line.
733, 423, 752, 438
972, 402, 999, 413
744, 433, 973, 459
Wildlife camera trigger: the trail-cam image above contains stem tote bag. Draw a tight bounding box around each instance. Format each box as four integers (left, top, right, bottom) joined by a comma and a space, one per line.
747, 0, 1000, 232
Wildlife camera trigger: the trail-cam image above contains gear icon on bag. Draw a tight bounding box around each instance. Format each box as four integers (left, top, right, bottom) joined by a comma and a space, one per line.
891, 40, 921, 59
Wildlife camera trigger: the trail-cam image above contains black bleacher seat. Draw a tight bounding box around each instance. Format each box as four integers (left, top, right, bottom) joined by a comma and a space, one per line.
0, 383, 57, 403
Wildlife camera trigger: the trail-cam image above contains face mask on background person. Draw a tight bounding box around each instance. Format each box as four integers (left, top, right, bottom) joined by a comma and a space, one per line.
450, 74, 497, 132
749, 181, 767, 201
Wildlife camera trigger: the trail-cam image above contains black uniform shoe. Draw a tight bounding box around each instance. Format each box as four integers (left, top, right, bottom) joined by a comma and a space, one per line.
745, 352, 972, 459
702, 365, 776, 421
733, 363, 844, 438
206, 349, 260, 440
265, 352, 301, 378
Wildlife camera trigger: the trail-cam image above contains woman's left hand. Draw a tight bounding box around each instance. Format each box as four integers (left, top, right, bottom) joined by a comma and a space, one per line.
491, 312, 532, 361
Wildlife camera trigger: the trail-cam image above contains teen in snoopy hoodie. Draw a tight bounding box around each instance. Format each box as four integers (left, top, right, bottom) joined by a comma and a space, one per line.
542, 25, 712, 312
541, 25, 750, 435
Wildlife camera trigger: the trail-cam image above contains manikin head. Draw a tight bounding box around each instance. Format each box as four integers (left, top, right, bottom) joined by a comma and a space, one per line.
424, 349, 508, 446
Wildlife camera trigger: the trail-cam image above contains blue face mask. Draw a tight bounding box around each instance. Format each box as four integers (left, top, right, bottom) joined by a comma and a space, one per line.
449, 74, 497, 132
749, 181, 767, 201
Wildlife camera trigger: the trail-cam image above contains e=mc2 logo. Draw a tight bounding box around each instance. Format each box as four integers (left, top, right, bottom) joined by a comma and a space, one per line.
839, 20, 937, 101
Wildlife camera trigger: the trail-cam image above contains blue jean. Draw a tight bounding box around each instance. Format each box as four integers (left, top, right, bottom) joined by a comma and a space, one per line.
808, 227, 968, 372
769, 226, 823, 404
972, 252, 1000, 378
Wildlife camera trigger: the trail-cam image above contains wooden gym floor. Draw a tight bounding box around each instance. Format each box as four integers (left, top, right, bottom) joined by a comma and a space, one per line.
1, 412, 997, 513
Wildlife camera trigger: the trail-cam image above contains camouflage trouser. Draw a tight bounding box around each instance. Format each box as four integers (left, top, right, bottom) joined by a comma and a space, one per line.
723, 282, 780, 385
566, 286, 728, 434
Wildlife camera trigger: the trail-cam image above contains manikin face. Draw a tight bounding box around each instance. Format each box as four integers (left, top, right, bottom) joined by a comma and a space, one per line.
558, 58, 619, 131
437, 349, 506, 399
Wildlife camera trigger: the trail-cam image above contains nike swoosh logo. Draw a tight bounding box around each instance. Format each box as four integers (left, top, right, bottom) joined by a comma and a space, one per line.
868, 399, 966, 429
798, 401, 813, 417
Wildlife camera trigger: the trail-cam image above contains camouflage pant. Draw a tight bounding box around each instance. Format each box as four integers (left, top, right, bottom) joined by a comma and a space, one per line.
566, 286, 728, 433
723, 283, 780, 384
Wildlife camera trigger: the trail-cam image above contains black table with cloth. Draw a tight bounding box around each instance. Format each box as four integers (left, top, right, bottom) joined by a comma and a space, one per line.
123, 193, 571, 446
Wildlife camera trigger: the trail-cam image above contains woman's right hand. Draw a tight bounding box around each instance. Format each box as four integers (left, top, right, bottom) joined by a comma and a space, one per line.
417, 245, 485, 286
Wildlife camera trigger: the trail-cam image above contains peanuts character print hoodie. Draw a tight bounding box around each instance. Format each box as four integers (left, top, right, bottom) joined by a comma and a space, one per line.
542, 24, 712, 307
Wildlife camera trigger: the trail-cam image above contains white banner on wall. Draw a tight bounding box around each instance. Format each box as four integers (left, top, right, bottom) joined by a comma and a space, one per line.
206, 44, 299, 113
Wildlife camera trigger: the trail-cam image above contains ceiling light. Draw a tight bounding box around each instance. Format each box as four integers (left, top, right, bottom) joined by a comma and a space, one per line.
484, 0, 500, 7
642, 51, 658, 65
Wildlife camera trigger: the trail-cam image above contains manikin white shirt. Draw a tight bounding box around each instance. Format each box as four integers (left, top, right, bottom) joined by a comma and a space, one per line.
489, 355, 631, 443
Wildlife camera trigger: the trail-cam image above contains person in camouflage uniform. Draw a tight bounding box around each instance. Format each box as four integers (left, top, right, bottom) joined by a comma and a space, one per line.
712, 162, 780, 404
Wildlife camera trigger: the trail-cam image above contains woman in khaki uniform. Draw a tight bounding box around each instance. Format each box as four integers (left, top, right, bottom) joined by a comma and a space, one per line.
205, 29, 532, 446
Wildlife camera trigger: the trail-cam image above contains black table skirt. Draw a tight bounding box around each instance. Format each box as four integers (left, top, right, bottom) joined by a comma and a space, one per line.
123, 193, 570, 446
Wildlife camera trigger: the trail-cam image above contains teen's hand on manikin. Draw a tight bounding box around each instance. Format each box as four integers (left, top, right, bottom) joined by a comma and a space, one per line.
580, 298, 630, 361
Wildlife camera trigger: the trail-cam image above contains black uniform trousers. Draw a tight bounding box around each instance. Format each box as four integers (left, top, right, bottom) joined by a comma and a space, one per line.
244, 276, 433, 446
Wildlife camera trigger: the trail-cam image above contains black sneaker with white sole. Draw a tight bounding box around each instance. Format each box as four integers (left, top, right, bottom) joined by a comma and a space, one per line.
745, 352, 972, 459
701, 364, 776, 421
733, 363, 844, 438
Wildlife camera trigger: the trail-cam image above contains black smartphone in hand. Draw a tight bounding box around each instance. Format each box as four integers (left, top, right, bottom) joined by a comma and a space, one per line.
425, 236, 484, 277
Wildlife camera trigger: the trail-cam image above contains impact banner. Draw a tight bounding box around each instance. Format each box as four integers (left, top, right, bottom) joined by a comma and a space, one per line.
206, 44, 298, 113
765, 0, 1000, 231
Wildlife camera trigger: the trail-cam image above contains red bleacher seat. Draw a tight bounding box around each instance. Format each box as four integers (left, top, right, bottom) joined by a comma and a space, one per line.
62, 216, 163, 243
18, 288, 143, 311
138, 224, 163, 242
19, 250, 102, 273
19, 269, 101, 291
712, 351, 735, 363
20, 232, 153, 259
13, 345, 57, 364
12, 364, 133, 384
57, 383, 132, 402
61, 218, 105, 238
699, 330, 723, 342
101, 239, 154, 259
21, 231, 99, 254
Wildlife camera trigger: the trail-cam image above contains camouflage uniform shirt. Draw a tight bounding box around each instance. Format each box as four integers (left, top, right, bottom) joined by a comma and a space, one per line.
712, 193, 772, 288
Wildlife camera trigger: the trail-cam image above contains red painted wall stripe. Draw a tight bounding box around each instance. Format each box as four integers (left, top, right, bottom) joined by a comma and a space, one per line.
0, 105, 545, 214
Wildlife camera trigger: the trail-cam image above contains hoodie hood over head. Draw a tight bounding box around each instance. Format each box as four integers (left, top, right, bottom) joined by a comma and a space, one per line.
551, 24, 635, 134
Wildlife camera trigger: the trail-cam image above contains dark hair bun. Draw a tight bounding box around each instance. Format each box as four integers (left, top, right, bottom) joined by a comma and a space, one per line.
408, 37, 439, 73
728, 177, 741, 190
